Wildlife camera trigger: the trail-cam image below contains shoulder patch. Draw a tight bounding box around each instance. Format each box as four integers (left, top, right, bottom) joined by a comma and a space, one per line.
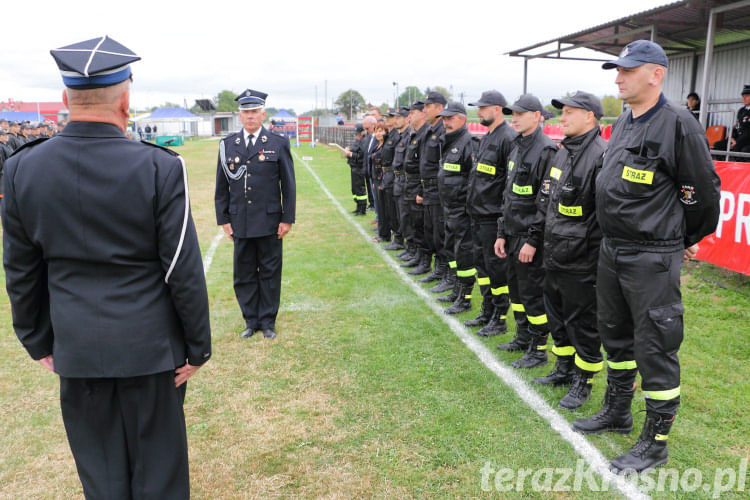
140, 140, 179, 156
8, 137, 49, 158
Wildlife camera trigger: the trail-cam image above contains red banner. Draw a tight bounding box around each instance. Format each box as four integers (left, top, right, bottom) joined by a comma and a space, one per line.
695, 161, 750, 275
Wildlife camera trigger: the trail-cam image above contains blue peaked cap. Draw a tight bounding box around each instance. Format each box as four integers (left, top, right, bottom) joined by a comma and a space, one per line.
50, 36, 140, 89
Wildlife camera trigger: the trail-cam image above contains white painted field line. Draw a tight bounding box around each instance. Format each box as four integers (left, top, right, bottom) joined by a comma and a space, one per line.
292, 149, 649, 500
203, 229, 224, 275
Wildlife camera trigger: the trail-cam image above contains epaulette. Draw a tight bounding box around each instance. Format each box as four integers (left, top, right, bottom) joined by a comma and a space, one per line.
8, 137, 49, 158
140, 140, 179, 157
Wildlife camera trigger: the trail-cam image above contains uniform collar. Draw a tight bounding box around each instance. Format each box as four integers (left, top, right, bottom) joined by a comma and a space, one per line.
59, 121, 126, 138
628, 93, 667, 124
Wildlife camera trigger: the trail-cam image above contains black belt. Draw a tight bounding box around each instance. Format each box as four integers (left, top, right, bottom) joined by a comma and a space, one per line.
382, 167, 393, 173
394, 171, 405, 177
421, 177, 438, 186
405, 172, 419, 180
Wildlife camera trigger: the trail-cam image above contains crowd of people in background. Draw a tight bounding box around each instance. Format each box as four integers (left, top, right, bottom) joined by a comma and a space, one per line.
343, 40, 722, 477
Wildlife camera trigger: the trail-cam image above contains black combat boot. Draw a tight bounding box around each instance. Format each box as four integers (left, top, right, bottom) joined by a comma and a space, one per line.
401, 249, 421, 268
430, 267, 455, 293
354, 200, 367, 216
464, 297, 493, 327
477, 308, 508, 337
418, 260, 443, 283
559, 369, 597, 410
610, 412, 673, 474
384, 239, 404, 251
438, 281, 459, 303
444, 282, 472, 314
408, 253, 432, 275
497, 327, 531, 352
511, 334, 548, 369
572, 384, 635, 434
398, 244, 414, 261
533, 355, 574, 386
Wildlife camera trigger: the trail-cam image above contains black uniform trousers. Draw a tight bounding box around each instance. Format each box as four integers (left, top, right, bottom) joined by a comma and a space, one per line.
395, 176, 412, 245
381, 186, 399, 241
444, 205, 474, 283
473, 218, 511, 317
350, 169, 367, 206
506, 236, 547, 337
234, 234, 283, 330
60, 371, 189, 500
597, 237, 683, 415
544, 269, 602, 371
423, 202, 446, 264
406, 180, 425, 250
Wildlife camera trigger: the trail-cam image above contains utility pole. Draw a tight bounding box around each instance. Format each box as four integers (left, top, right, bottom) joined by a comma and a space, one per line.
324, 80, 327, 115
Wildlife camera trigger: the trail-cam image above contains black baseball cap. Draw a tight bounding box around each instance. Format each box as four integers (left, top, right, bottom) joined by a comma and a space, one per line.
423, 91, 447, 105
602, 40, 668, 69
437, 102, 467, 117
386, 107, 399, 117
355, 124, 364, 133
410, 101, 425, 111
468, 90, 507, 107
397, 106, 410, 117
551, 91, 604, 119
503, 94, 544, 114
742, 85, 750, 96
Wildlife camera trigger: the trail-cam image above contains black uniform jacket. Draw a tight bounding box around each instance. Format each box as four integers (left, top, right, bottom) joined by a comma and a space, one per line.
438, 126, 474, 208
467, 121, 516, 219
215, 126, 296, 239
347, 135, 365, 174
596, 95, 721, 247
2, 121, 211, 378
538, 126, 607, 273
420, 120, 445, 205
404, 123, 430, 197
498, 126, 558, 247
380, 128, 400, 190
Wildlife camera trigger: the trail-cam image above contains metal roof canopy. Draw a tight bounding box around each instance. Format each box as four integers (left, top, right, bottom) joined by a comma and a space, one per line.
508, 0, 750, 126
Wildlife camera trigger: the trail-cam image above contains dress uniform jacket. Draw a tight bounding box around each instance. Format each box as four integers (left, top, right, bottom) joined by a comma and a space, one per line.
215, 126, 296, 238
2, 121, 212, 378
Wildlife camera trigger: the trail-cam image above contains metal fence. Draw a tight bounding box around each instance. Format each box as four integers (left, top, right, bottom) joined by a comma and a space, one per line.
315, 126, 356, 148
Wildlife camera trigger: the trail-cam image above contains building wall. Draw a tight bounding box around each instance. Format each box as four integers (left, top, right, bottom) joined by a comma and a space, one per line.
665, 41, 750, 129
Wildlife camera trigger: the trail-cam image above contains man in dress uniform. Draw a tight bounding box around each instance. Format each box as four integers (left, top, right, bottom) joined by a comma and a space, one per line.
465, 91, 516, 335
572, 40, 720, 474
494, 94, 558, 369
2, 36, 211, 499
531, 92, 607, 412
344, 123, 368, 215
436, 102, 476, 314
215, 89, 296, 340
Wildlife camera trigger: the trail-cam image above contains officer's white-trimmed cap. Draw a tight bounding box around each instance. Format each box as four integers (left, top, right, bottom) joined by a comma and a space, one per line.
236, 89, 268, 110
50, 36, 140, 89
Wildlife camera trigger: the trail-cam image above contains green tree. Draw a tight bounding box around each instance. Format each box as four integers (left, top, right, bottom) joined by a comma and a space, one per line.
601, 95, 622, 119
335, 89, 366, 120
214, 90, 237, 112
397, 86, 425, 107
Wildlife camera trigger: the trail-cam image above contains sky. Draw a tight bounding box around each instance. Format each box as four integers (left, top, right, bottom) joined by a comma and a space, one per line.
1, 0, 665, 114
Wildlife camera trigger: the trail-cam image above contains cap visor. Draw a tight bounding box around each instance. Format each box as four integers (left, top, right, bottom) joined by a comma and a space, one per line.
437, 110, 459, 117
551, 98, 576, 110
602, 57, 644, 69
503, 105, 527, 114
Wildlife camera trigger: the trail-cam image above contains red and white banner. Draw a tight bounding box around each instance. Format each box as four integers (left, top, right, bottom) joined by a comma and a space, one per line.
696, 161, 750, 275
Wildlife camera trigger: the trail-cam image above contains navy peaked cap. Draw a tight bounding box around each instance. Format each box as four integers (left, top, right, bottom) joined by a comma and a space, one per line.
236, 89, 267, 110
51, 36, 140, 89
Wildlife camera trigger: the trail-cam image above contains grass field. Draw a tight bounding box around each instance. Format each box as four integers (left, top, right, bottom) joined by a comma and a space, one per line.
0, 137, 747, 499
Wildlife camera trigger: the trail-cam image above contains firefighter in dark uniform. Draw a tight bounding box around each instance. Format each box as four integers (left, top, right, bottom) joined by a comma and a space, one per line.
417, 91, 448, 282
215, 89, 297, 340
713, 85, 750, 153
377, 110, 400, 242
345, 123, 368, 215
2, 37, 211, 499
385, 107, 410, 251
393, 107, 416, 261
530, 92, 607, 412
464, 91, 516, 335
7, 121, 24, 151
494, 94, 558, 369
436, 102, 476, 313
572, 41, 721, 474
401, 102, 431, 273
